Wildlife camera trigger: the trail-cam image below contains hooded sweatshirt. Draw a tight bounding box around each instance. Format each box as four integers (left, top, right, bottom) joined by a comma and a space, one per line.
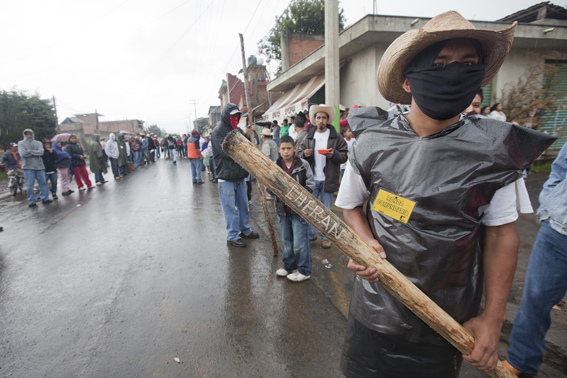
211, 103, 249, 181
18, 129, 45, 170
105, 133, 119, 159
116, 133, 128, 166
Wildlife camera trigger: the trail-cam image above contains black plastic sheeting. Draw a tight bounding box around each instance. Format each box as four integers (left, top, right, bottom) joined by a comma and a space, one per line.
340, 107, 556, 376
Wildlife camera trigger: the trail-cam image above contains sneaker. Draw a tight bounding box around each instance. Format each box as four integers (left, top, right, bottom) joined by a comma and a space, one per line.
52, 194, 58, 200
322, 240, 332, 249
198, 181, 204, 184
239, 231, 259, 239
42, 199, 53, 204
309, 236, 317, 242
96, 182, 102, 186
115, 176, 121, 180
87, 186, 95, 189
62, 190, 72, 196
102, 180, 108, 184
28, 203, 37, 207
228, 238, 246, 248
287, 271, 310, 282
276, 268, 291, 277
79, 187, 86, 191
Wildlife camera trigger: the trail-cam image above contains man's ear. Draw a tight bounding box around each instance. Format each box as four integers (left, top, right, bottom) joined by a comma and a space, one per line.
402, 78, 411, 94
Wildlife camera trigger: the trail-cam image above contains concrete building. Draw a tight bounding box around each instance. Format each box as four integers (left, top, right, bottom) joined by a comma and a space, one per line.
265, 2, 567, 151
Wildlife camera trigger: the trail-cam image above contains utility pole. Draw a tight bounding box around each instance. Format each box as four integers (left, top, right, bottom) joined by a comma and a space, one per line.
325, 0, 340, 132
53, 96, 59, 134
239, 33, 253, 128
189, 99, 199, 131
95, 109, 100, 134
239, 32, 279, 257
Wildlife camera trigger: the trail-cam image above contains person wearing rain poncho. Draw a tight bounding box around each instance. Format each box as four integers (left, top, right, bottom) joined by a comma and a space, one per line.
88, 134, 108, 185
335, 11, 556, 377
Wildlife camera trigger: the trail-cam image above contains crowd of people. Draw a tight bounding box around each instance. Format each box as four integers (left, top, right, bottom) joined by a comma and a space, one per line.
1, 128, 216, 207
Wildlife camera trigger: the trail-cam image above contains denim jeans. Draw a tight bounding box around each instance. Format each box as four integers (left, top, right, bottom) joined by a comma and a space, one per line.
200, 158, 205, 170
308, 180, 334, 240
210, 157, 216, 180
110, 158, 119, 178
45, 171, 58, 194
218, 180, 252, 241
23, 169, 49, 204
507, 221, 567, 374
134, 151, 141, 167
169, 148, 176, 162
118, 165, 126, 176
190, 159, 202, 183
94, 169, 105, 183
278, 213, 312, 276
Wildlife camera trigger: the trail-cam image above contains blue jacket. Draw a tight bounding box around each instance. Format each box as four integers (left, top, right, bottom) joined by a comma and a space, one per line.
0, 150, 21, 170
538, 143, 567, 235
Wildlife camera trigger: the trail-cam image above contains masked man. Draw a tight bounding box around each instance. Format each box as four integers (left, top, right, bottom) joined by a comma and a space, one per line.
335, 11, 555, 377
211, 103, 260, 247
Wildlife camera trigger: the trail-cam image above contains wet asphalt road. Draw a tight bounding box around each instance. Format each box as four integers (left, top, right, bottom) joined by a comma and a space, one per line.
0, 158, 348, 378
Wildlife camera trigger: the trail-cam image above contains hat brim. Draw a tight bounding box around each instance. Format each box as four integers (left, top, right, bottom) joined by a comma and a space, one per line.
309, 105, 336, 124
378, 23, 516, 104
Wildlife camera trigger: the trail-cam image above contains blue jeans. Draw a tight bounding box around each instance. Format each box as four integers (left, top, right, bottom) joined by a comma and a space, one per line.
94, 169, 105, 183
308, 180, 334, 240
218, 180, 252, 241
190, 159, 202, 183
45, 171, 58, 194
23, 169, 49, 204
278, 213, 312, 276
118, 165, 126, 176
507, 221, 567, 374
169, 148, 176, 162
134, 151, 141, 167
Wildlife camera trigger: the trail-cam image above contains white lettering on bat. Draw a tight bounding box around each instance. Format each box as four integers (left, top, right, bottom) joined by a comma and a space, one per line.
284, 186, 344, 240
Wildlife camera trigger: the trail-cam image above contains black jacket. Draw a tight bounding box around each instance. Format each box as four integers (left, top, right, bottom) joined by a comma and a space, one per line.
211, 103, 249, 181
65, 142, 86, 167
42, 149, 58, 172
148, 137, 156, 150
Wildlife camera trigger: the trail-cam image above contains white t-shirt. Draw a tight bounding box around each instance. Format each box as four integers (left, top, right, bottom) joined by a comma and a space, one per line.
341, 138, 355, 170
289, 125, 298, 140
335, 163, 532, 226
313, 128, 330, 181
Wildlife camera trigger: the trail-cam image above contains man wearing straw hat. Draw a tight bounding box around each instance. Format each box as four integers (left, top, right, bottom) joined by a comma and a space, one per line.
335, 11, 555, 377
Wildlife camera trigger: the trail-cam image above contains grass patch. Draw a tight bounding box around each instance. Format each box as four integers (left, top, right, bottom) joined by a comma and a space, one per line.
531, 162, 553, 174
0, 172, 7, 180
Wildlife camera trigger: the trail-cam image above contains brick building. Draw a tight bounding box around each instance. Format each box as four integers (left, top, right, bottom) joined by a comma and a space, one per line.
60, 113, 145, 142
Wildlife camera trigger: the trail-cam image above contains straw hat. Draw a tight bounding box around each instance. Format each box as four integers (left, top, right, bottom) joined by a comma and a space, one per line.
261, 128, 273, 136
378, 11, 516, 104
309, 104, 335, 124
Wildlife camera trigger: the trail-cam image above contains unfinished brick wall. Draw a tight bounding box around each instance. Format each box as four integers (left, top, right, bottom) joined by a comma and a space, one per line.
288, 33, 324, 67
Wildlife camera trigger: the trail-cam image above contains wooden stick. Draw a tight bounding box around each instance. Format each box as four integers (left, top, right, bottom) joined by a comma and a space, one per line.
222, 130, 515, 378
238, 33, 278, 256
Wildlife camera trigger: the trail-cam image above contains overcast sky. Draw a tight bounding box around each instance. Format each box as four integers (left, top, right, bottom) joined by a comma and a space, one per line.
1, 0, 565, 134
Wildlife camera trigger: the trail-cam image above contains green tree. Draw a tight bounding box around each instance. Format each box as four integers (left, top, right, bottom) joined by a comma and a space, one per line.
0, 90, 57, 150
147, 124, 165, 138
258, 0, 346, 72
194, 117, 208, 134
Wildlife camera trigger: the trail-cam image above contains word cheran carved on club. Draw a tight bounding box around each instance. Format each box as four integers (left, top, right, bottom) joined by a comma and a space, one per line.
284, 184, 345, 240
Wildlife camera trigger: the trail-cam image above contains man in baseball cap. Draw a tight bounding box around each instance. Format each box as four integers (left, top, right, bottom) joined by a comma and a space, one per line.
335, 11, 555, 377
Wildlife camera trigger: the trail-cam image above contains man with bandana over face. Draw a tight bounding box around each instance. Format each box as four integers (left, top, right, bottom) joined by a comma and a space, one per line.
211, 103, 260, 248
335, 11, 555, 378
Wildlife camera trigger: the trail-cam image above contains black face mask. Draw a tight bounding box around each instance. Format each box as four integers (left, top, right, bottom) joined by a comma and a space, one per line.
404, 40, 487, 121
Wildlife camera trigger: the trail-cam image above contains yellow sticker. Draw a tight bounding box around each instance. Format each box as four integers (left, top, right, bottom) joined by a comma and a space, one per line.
371, 189, 416, 224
